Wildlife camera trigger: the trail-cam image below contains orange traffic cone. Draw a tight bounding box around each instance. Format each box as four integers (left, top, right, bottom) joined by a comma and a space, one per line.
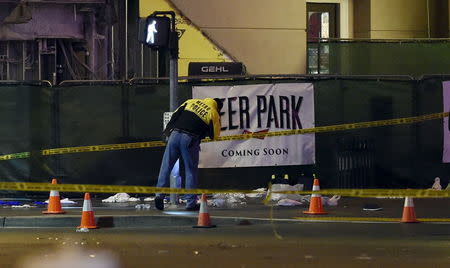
193, 194, 216, 228
78, 193, 98, 229
42, 178, 65, 214
400, 197, 419, 223
303, 176, 327, 215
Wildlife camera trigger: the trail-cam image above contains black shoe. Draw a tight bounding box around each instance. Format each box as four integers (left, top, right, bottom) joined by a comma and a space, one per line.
185, 204, 200, 211
154, 197, 164, 211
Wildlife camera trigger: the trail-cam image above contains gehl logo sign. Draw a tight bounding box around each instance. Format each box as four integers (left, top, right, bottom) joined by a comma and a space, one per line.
188, 62, 244, 76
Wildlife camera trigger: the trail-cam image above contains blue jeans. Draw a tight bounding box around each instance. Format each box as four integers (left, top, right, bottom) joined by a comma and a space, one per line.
156, 130, 200, 208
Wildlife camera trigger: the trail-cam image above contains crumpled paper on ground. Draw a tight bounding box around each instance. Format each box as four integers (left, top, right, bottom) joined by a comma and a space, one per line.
245, 188, 267, 198
135, 204, 151, 209
102, 193, 140, 203
208, 188, 341, 207
277, 199, 303, 206
208, 193, 247, 208
11, 204, 35, 208
143, 196, 155, 202
270, 184, 305, 201
143, 196, 187, 204
45, 198, 76, 204
430, 177, 442, 190
323, 195, 341, 206
277, 195, 341, 207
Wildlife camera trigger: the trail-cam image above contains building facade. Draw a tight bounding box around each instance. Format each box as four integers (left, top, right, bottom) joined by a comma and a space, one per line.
0, 0, 117, 83
141, 0, 450, 75
0, 0, 449, 81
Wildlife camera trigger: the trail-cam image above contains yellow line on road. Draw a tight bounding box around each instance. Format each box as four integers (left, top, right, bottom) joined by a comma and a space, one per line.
294, 217, 450, 223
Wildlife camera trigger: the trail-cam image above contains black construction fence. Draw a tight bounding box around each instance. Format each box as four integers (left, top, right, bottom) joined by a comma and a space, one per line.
0, 75, 449, 197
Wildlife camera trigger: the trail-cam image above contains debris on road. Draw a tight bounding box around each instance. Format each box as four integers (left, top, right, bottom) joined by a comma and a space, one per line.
270, 184, 305, 202
323, 195, 341, 206
245, 188, 266, 198
135, 204, 151, 209
363, 203, 383, 211
209, 193, 246, 208
431, 177, 442, 190
143, 196, 155, 202
102, 193, 140, 203
277, 199, 303, 206
11, 204, 34, 208
45, 198, 76, 204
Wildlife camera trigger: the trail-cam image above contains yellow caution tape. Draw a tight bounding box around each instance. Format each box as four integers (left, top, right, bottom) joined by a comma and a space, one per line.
210, 111, 450, 142
0, 111, 448, 160
263, 183, 273, 205
0, 181, 252, 195
0, 142, 167, 160
274, 188, 450, 198
0, 152, 30, 161
41, 141, 167, 156
0, 181, 449, 198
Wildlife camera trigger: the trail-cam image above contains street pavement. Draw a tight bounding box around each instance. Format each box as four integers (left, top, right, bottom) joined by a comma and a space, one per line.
3, 223, 450, 267
0, 195, 449, 228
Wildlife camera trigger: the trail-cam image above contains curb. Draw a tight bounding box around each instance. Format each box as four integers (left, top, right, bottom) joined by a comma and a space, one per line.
3, 215, 450, 228
0, 215, 285, 228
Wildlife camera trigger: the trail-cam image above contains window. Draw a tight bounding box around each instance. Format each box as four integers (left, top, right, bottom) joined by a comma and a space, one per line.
307, 3, 339, 74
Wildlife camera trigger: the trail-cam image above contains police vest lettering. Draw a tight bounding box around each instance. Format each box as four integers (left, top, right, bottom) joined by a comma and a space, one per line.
186, 100, 211, 120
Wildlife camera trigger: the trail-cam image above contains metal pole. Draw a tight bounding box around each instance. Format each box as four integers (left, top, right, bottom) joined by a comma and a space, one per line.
125, 0, 128, 80
156, 50, 159, 77
140, 43, 144, 77
149, 11, 179, 206
167, 12, 179, 111
6, 41, 10, 79
111, 25, 115, 79
169, 33, 179, 206
89, 12, 96, 80
426, 0, 430, 38
169, 56, 178, 111
22, 41, 26, 80
317, 37, 321, 74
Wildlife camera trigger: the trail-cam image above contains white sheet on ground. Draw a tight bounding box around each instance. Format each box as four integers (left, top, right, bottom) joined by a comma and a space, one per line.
245, 188, 267, 198
209, 193, 247, 208
45, 198, 76, 204
277, 199, 303, 206
102, 193, 140, 203
270, 184, 304, 201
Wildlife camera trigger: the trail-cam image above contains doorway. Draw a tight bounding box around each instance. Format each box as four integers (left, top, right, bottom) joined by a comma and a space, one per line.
307, 3, 340, 74
307, 3, 339, 40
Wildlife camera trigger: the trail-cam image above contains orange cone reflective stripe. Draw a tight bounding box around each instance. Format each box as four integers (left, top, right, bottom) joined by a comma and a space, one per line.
42, 178, 65, 214
193, 194, 216, 228
400, 197, 419, 223
78, 193, 98, 229
303, 177, 327, 215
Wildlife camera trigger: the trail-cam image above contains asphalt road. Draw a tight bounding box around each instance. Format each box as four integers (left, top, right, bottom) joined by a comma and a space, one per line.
2, 222, 450, 268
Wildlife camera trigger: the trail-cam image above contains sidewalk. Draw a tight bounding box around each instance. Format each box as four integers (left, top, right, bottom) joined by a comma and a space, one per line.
0, 196, 449, 228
